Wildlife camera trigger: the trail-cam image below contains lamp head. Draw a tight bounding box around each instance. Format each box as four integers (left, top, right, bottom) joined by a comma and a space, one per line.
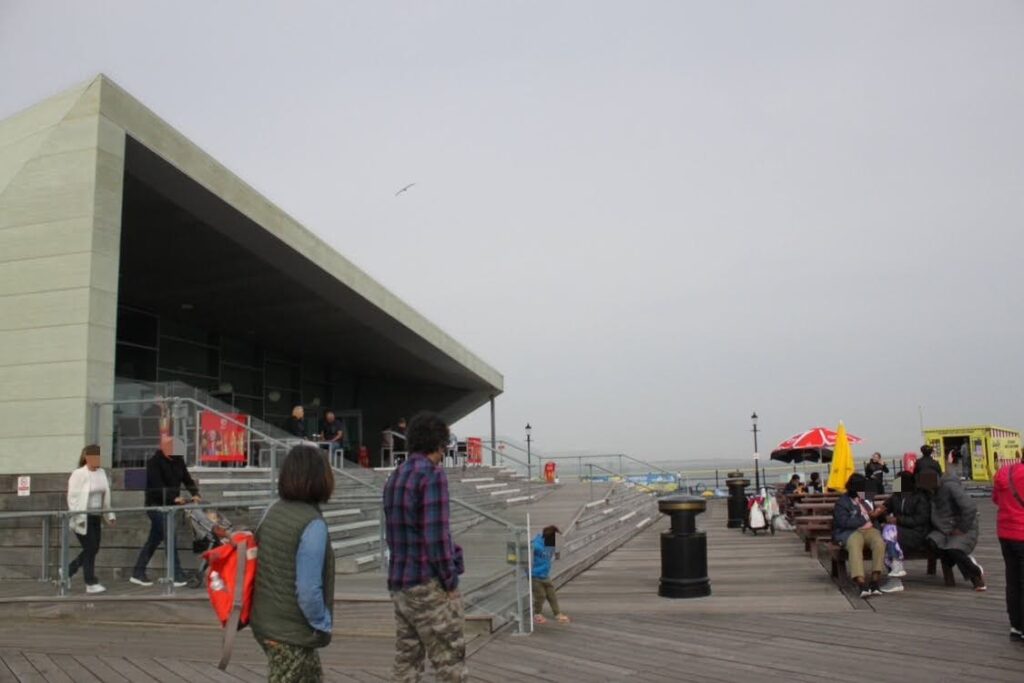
751, 412, 758, 425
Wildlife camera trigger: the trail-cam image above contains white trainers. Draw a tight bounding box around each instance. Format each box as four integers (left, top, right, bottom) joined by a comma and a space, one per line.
879, 579, 904, 594
129, 576, 153, 587
85, 583, 106, 594
173, 579, 189, 588
888, 560, 907, 578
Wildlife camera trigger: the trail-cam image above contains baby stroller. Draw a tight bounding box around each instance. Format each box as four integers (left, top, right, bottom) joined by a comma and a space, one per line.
743, 489, 777, 536
186, 508, 233, 588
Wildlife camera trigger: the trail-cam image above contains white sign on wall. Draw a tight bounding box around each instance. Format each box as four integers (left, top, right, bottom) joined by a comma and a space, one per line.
16, 476, 30, 496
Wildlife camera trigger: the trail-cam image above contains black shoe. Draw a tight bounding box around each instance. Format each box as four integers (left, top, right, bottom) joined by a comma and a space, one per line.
1010, 627, 1023, 642
868, 582, 883, 596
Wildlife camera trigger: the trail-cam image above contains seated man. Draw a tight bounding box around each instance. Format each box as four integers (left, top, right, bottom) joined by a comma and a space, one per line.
833, 473, 888, 597
783, 474, 805, 495
806, 472, 823, 493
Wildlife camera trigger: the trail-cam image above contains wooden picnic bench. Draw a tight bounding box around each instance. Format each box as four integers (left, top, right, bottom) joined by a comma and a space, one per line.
815, 538, 956, 586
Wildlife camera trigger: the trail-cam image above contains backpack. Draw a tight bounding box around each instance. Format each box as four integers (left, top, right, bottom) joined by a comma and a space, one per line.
203, 530, 258, 670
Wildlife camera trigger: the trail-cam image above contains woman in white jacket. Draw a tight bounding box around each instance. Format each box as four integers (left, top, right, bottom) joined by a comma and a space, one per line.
66, 445, 116, 593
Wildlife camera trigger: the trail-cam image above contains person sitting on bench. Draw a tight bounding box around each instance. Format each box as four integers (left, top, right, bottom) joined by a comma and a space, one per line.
783, 474, 805, 495
918, 460, 986, 591
833, 473, 888, 598
807, 472, 823, 494
874, 471, 931, 590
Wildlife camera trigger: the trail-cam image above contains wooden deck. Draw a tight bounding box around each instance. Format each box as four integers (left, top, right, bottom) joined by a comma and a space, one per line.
1, 498, 1021, 681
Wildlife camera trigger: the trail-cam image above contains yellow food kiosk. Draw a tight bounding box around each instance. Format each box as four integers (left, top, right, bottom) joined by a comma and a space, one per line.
921, 425, 1021, 482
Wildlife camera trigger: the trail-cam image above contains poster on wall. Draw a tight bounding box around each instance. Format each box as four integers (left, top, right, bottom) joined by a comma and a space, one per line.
467, 437, 483, 465
198, 411, 249, 463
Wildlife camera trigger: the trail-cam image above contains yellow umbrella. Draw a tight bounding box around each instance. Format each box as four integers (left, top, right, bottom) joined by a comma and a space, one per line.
826, 421, 855, 492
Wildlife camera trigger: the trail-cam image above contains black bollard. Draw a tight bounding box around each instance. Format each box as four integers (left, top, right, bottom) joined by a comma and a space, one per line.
657, 495, 711, 598
725, 471, 749, 529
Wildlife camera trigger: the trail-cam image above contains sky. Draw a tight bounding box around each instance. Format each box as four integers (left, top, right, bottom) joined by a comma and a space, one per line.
2, 1, 1023, 462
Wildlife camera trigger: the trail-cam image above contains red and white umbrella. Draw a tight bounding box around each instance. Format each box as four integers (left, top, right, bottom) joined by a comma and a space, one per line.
771, 427, 863, 463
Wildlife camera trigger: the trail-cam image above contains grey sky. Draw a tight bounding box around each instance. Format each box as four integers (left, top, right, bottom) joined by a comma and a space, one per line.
3, 1, 1023, 461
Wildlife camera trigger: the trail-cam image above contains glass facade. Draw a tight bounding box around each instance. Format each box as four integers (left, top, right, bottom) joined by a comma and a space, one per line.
114, 305, 356, 436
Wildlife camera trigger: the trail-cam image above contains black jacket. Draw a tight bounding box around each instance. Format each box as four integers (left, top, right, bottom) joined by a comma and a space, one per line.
144, 452, 199, 507
884, 489, 931, 551
916, 455, 943, 478
284, 416, 305, 439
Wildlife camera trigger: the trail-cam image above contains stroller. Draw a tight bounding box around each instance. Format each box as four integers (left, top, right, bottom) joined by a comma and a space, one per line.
186, 508, 233, 588
742, 489, 778, 536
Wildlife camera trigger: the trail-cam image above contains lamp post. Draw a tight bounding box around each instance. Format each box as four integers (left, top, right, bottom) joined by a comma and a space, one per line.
751, 412, 761, 492
525, 423, 532, 482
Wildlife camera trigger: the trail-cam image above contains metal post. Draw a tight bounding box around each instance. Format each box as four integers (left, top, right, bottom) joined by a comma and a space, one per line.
715, 469, 719, 489
489, 396, 497, 467
57, 513, 69, 596
40, 516, 51, 582
578, 455, 583, 482
618, 454, 623, 475
588, 464, 594, 501
752, 412, 761, 492
164, 508, 176, 595
378, 506, 388, 572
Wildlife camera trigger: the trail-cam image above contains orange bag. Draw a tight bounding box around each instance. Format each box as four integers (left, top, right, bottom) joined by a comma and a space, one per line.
203, 530, 258, 669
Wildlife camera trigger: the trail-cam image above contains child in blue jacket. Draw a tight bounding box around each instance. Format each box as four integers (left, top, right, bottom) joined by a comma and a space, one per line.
532, 525, 570, 624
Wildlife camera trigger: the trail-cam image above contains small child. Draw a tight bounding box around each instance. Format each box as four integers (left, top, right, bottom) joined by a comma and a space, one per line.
882, 523, 906, 578
531, 525, 570, 624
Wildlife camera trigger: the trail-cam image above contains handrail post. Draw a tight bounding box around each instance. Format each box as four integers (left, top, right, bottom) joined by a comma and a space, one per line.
39, 515, 51, 582
577, 456, 582, 481
57, 513, 69, 596
588, 464, 594, 501
164, 508, 176, 595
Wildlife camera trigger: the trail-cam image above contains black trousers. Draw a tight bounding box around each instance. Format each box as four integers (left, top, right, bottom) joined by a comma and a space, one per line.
69, 515, 102, 585
940, 547, 982, 581
132, 510, 183, 579
1001, 539, 1024, 630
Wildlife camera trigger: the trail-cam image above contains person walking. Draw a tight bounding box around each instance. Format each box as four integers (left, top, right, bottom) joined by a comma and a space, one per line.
993, 461, 1024, 641
65, 445, 116, 593
383, 412, 467, 682
130, 448, 200, 586
531, 525, 570, 624
251, 445, 335, 682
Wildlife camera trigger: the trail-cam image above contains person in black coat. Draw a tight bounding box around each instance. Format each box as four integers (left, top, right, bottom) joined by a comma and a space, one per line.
915, 444, 943, 480
864, 452, 890, 495
881, 472, 931, 553
130, 449, 200, 586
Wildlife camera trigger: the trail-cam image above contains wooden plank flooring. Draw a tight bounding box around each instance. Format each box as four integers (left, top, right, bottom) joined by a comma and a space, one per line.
1, 498, 1022, 681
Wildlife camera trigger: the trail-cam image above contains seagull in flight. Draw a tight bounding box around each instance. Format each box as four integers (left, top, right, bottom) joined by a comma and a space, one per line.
395, 183, 416, 197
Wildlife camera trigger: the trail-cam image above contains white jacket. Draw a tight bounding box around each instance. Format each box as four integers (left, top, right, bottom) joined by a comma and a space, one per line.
66, 466, 115, 535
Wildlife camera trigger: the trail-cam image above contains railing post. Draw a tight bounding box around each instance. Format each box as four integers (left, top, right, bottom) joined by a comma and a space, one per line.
618, 454, 623, 475
588, 464, 594, 501
57, 513, 69, 596
578, 456, 583, 482
39, 515, 51, 582
164, 508, 176, 595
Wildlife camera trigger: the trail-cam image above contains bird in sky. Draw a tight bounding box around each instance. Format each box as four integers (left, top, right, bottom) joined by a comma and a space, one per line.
395, 183, 416, 197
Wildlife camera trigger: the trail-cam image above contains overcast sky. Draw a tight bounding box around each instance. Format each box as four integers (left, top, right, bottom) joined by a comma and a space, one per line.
3, 1, 1022, 462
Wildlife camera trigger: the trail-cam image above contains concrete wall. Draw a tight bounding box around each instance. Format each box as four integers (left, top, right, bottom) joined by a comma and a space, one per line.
0, 77, 124, 473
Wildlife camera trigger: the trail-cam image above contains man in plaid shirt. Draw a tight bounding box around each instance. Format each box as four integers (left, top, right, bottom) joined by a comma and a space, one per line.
383, 412, 467, 682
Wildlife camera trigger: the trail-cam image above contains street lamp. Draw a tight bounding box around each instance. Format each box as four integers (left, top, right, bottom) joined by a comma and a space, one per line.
751, 412, 761, 491
525, 423, 532, 482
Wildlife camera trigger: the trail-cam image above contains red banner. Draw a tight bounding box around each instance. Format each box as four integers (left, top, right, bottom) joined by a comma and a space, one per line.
199, 411, 248, 463
467, 437, 483, 465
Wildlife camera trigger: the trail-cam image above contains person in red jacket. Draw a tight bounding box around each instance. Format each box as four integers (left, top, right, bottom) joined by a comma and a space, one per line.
993, 462, 1024, 641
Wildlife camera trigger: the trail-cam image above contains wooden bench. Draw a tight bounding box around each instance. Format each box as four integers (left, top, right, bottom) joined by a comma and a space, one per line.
815, 538, 956, 586
793, 515, 833, 552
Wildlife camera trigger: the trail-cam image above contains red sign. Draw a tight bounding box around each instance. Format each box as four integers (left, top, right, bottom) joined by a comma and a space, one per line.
199, 411, 248, 463
467, 437, 483, 465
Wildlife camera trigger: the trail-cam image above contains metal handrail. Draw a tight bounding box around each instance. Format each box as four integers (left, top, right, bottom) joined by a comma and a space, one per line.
584, 462, 661, 494
96, 396, 381, 493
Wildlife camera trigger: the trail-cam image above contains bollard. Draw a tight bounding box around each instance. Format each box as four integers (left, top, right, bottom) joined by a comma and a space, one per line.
725, 471, 749, 529
657, 495, 711, 598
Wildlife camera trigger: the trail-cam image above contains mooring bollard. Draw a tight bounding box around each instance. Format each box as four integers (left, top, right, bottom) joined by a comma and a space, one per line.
657, 495, 711, 598
725, 471, 749, 529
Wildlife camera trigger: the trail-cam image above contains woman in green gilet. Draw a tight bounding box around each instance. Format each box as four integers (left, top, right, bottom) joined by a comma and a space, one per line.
251, 445, 335, 682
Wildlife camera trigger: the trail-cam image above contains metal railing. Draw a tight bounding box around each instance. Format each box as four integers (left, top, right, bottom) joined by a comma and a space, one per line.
0, 498, 274, 597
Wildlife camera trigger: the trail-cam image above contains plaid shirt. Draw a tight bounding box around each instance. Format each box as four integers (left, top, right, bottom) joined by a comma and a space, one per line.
383, 453, 460, 592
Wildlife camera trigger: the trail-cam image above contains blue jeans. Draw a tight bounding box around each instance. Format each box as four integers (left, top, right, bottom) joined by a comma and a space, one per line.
132, 510, 183, 579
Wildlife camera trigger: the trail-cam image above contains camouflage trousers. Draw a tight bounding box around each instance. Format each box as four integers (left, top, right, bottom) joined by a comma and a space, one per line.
257, 638, 322, 683
391, 579, 467, 682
